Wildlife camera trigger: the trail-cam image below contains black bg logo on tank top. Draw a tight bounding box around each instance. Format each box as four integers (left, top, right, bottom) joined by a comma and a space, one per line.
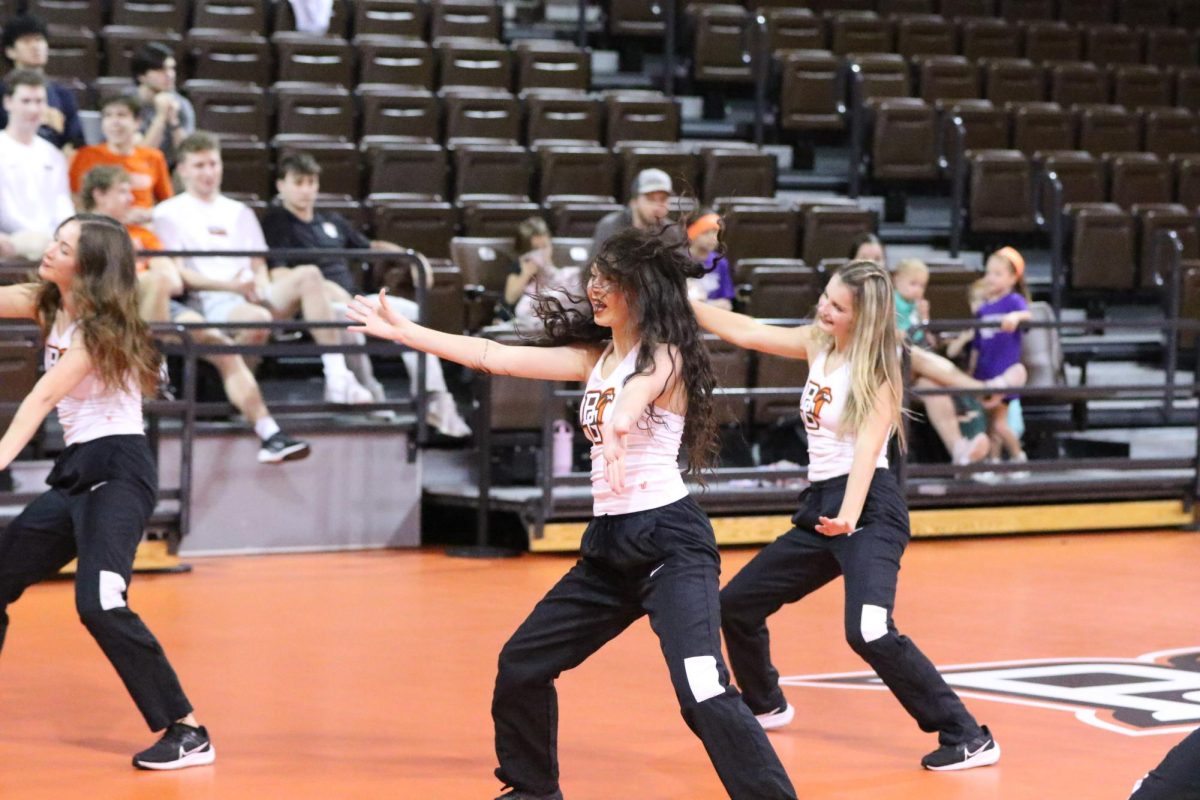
800, 380, 832, 432
580, 388, 615, 444
781, 648, 1200, 736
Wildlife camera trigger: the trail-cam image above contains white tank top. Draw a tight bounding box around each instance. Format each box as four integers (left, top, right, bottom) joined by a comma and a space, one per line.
45, 319, 144, 446
802, 348, 889, 481
581, 344, 688, 516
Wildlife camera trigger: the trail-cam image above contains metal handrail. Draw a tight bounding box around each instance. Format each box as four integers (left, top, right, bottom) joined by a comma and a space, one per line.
1042, 170, 1066, 320
1155, 229, 1185, 419
753, 13, 769, 148
948, 114, 967, 257
848, 63, 865, 198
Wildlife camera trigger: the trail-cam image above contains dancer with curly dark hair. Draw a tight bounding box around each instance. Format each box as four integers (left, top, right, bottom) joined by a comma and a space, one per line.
348, 227, 796, 800
0, 214, 212, 770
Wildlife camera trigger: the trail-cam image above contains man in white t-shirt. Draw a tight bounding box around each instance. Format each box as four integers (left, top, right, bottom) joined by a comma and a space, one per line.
0, 70, 74, 259
153, 131, 373, 406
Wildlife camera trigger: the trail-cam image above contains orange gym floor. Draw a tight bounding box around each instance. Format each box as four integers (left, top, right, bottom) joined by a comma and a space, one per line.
0, 530, 1195, 799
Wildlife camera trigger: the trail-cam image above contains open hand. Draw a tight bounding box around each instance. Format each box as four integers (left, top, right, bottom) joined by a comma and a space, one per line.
347, 288, 408, 342
816, 516, 856, 536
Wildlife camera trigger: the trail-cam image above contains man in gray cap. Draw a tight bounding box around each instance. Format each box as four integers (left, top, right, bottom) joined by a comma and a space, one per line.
588, 167, 675, 262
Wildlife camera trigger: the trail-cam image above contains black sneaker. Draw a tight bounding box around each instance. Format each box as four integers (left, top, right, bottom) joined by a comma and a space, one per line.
921, 725, 1000, 771
132, 722, 215, 770
495, 790, 563, 800
257, 432, 311, 464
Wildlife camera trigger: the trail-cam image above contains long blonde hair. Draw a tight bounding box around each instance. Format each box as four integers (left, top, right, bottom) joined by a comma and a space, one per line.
811, 259, 905, 447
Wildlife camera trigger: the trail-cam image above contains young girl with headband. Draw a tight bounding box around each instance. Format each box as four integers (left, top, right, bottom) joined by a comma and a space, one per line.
973, 246, 1031, 470
685, 209, 734, 310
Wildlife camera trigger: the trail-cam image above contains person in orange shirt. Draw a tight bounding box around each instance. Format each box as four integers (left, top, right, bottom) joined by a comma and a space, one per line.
69, 96, 172, 224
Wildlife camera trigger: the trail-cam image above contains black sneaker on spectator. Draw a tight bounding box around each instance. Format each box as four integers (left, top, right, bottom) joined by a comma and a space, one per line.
258, 431, 312, 464
921, 726, 1000, 771
132, 722, 215, 770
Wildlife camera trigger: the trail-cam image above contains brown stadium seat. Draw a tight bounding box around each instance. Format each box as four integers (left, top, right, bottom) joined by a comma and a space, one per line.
544, 196, 624, 237
93, 76, 132, 104
778, 49, 845, 132
272, 33, 355, 87
355, 35, 434, 88
742, 264, 824, 322
274, 83, 356, 140
185, 80, 270, 141
895, 14, 956, 60
1000, 0, 1054, 21
187, 30, 272, 86
918, 55, 981, 107
442, 89, 521, 143
982, 58, 1045, 106
690, 4, 754, 85
829, 11, 893, 56
1050, 62, 1110, 108
485, 331, 546, 430
938, 0, 995, 17
942, 100, 1008, 173
357, 84, 440, 141
27, 0, 102, 28
924, 260, 982, 321
879, 0, 934, 12
701, 149, 776, 204
968, 149, 1037, 233
1024, 22, 1083, 65
549, 237, 593, 268
102, 26, 183, 78
1146, 28, 1198, 70
0, 340, 38, 436
1076, 105, 1140, 158
851, 52, 911, 105
605, 94, 681, 145
450, 236, 516, 305
1038, 150, 1106, 218
431, 0, 501, 40
607, 0, 665, 37
523, 89, 603, 145
1108, 152, 1172, 209
615, 144, 698, 198
113, 0, 190, 32
45, 26, 98, 82
960, 18, 1022, 62
733, 256, 802, 287
368, 196, 458, 258
1058, 0, 1113, 25
706, 337, 751, 427
436, 38, 513, 92
423, 263, 466, 333
453, 143, 532, 200
514, 41, 590, 93
1135, 204, 1199, 288
1118, 0, 1171, 30
193, 0, 268, 32
1143, 108, 1199, 161
537, 145, 617, 201
1086, 24, 1143, 68
273, 0, 349, 34
362, 138, 448, 197
1181, 262, 1200, 348
1178, 68, 1200, 113
1113, 65, 1173, 111
459, 198, 542, 238
353, 0, 428, 38
1010, 102, 1075, 156
870, 98, 940, 181
1070, 204, 1137, 290
801, 206, 876, 265
218, 139, 272, 198
273, 137, 361, 196
752, 351, 810, 425
720, 204, 800, 262
1174, 154, 1200, 210
765, 8, 825, 53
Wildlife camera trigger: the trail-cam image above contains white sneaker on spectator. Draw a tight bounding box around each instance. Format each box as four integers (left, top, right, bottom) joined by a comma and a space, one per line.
972, 459, 1003, 484
1009, 451, 1030, 480
363, 378, 397, 420
325, 373, 373, 404
426, 391, 472, 437
952, 433, 990, 466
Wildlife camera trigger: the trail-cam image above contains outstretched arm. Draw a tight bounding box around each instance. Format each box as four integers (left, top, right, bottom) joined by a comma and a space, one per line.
601, 344, 682, 494
0, 334, 92, 469
0, 284, 39, 320
690, 300, 813, 360
347, 289, 598, 382
816, 387, 895, 536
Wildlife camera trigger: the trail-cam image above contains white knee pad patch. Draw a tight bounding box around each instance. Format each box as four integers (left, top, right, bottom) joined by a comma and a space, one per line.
99, 571, 127, 611
860, 604, 888, 643
683, 655, 724, 703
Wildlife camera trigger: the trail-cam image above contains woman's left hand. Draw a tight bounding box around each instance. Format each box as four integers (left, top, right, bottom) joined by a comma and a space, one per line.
816, 516, 856, 536
602, 425, 628, 495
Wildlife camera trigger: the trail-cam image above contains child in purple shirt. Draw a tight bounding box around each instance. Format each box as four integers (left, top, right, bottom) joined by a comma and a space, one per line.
686, 210, 735, 309
971, 247, 1032, 467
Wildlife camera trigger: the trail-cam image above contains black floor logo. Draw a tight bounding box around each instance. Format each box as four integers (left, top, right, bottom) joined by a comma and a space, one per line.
781, 647, 1200, 736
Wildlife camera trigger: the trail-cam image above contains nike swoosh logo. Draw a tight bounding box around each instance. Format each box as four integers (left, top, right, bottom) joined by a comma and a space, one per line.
90, 481, 108, 492
179, 742, 208, 759
649, 563, 665, 578
964, 741, 990, 758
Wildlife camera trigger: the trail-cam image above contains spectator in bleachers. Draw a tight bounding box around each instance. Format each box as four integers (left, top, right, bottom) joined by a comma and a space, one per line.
128, 43, 195, 167
80, 163, 312, 465
892, 257, 931, 348
69, 96, 173, 223
501, 216, 582, 325
0, 70, 74, 259
153, 132, 377, 409
261, 152, 471, 437
589, 168, 675, 263
685, 209, 733, 310
0, 13, 84, 152
850, 232, 886, 267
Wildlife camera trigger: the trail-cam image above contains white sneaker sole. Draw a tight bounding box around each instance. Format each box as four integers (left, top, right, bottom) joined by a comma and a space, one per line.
257, 443, 311, 464
134, 746, 216, 771
924, 742, 1001, 771
756, 703, 795, 731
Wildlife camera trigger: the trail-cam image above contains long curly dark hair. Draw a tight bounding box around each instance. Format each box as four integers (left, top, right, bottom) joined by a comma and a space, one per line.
532, 226, 719, 478
35, 214, 162, 396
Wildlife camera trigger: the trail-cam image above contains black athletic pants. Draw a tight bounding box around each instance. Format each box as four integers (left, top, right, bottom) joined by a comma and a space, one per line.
492, 495, 797, 799
722, 468, 982, 747
0, 435, 192, 731
1131, 729, 1200, 799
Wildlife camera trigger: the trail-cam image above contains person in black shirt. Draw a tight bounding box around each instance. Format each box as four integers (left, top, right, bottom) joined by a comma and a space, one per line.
261, 153, 470, 437
0, 14, 85, 152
